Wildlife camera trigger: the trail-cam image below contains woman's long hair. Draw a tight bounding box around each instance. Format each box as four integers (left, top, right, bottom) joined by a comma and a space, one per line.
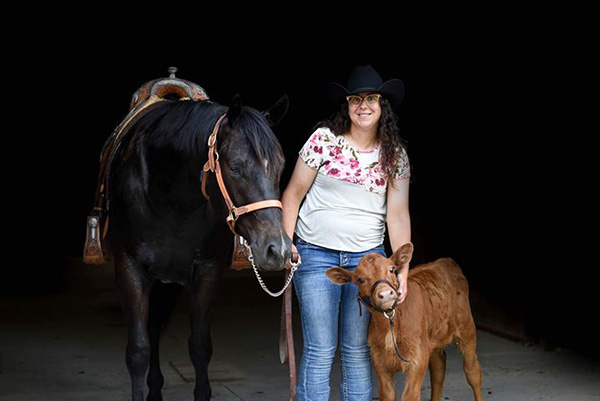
314, 97, 407, 180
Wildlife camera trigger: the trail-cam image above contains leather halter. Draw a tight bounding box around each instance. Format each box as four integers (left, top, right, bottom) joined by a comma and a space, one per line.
201, 114, 283, 234
357, 278, 399, 315
357, 275, 410, 362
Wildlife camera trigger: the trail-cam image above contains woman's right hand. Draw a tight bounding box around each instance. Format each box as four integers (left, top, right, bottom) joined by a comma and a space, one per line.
282, 158, 316, 270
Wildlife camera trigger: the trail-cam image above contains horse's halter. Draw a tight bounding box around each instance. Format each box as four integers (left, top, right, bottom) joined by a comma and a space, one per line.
356, 270, 411, 363
201, 114, 283, 234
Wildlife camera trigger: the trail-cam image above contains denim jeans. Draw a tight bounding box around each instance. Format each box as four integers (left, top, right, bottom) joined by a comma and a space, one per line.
293, 238, 386, 401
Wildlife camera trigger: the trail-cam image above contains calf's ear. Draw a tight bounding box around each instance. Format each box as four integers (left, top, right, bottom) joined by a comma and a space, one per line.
391, 242, 414, 267
325, 267, 353, 285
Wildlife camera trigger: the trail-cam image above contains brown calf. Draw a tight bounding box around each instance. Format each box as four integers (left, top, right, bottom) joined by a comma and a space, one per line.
326, 243, 483, 401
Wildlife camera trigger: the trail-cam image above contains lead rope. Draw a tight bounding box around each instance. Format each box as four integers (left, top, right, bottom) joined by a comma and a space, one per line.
384, 310, 411, 363
242, 238, 299, 297
357, 289, 411, 363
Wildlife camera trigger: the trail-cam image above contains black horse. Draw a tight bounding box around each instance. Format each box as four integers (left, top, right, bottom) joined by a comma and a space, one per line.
107, 95, 292, 400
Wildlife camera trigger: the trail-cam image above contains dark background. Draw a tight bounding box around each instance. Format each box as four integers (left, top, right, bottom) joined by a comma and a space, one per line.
5, 17, 596, 360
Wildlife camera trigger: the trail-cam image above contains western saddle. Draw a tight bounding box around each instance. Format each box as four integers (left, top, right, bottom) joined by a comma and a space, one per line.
83, 66, 209, 265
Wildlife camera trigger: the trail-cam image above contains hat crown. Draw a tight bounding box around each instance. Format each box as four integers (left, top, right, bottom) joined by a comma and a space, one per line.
346, 65, 383, 93
326, 64, 405, 109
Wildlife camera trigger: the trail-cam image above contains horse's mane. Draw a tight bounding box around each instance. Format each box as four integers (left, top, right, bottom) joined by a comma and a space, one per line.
130, 100, 283, 174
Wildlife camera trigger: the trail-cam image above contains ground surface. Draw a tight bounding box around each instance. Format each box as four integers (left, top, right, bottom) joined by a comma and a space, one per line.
1, 260, 598, 400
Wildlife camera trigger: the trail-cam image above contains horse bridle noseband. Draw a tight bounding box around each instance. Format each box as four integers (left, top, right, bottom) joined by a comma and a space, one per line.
357, 275, 410, 363
201, 114, 283, 234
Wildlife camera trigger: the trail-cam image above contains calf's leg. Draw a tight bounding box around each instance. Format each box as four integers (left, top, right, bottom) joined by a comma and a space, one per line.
401, 360, 428, 401
376, 368, 396, 401
457, 325, 484, 401
429, 348, 447, 401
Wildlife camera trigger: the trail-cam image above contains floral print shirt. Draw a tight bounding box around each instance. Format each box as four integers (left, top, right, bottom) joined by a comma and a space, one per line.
299, 127, 410, 194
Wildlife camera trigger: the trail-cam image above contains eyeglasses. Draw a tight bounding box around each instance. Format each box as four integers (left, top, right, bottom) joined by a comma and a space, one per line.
346, 93, 381, 107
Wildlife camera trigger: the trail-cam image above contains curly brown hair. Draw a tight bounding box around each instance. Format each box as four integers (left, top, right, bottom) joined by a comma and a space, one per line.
314, 97, 408, 180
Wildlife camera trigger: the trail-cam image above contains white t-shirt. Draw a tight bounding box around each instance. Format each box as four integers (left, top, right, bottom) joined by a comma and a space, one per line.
295, 127, 410, 252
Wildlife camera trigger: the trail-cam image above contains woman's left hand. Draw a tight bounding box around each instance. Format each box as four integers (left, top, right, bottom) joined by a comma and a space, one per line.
397, 269, 408, 304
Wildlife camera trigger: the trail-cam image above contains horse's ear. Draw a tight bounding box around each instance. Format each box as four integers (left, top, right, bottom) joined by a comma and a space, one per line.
263, 94, 289, 127
227, 94, 243, 125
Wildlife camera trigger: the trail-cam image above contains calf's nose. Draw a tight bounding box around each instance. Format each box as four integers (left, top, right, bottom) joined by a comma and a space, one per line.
377, 289, 395, 299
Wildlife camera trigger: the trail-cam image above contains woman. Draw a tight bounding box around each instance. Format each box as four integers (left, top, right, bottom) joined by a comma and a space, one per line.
282, 65, 411, 400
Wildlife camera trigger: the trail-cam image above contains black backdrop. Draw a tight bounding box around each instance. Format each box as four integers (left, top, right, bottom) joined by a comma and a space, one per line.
6, 23, 596, 359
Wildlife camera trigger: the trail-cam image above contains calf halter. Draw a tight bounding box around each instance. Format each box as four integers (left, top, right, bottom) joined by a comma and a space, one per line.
357, 276, 410, 363
201, 114, 283, 234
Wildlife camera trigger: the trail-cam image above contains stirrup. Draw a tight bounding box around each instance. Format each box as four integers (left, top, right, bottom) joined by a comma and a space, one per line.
83, 215, 108, 265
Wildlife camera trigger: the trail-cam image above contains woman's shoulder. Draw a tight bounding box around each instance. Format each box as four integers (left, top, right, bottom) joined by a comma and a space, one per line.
392, 146, 411, 180
398, 146, 409, 161
302, 126, 340, 150
309, 126, 336, 141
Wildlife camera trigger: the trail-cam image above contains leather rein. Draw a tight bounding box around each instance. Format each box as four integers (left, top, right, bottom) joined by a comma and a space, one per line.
357, 276, 410, 363
201, 114, 283, 234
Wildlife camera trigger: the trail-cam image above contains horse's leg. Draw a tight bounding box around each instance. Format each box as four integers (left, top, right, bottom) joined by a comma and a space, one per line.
147, 282, 181, 401
115, 254, 152, 401
188, 265, 223, 401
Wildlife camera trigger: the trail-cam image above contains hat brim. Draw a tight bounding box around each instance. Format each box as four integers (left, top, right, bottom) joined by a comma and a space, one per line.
327, 79, 405, 110
326, 82, 350, 106
377, 79, 405, 109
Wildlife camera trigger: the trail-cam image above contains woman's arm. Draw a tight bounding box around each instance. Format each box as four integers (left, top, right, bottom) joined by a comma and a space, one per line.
282, 158, 318, 259
387, 178, 411, 302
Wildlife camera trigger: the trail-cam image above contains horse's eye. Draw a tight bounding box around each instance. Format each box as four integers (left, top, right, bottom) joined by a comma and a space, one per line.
229, 164, 242, 175
389, 266, 396, 274
357, 277, 365, 284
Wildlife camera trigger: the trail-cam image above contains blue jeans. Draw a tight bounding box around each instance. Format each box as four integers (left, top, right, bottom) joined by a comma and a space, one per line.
293, 238, 386, 401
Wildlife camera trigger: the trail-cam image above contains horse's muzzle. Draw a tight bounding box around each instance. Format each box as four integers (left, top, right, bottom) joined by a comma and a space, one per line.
251, 233, 291, 271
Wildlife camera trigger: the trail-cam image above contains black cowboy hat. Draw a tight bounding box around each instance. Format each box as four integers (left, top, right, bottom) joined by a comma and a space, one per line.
327, 65, 405, 109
